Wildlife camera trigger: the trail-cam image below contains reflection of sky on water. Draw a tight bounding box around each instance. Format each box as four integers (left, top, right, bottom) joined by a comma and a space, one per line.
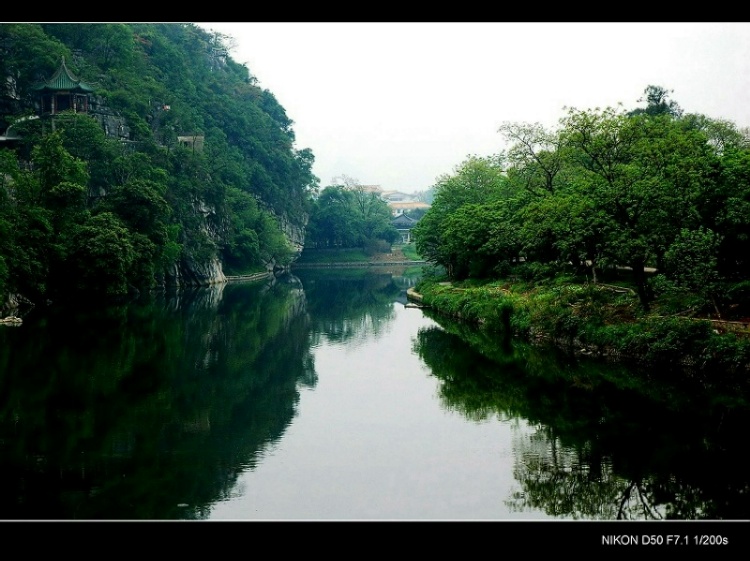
8, 272, 744, 520
209, 304, 550, 520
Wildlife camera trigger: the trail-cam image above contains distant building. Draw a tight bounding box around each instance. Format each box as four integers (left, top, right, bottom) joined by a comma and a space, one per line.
388, 201, 431, 216
380, 190, 416, 202
391, 212, 419, 243
177, 135, 205, 152
379, 189, 431, 215
332, 183, 431, 217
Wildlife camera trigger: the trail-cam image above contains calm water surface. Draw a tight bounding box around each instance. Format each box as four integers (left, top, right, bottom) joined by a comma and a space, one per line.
1, 267, 748, 520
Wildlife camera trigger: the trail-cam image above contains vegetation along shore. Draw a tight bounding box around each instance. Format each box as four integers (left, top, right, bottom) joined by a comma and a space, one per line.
408, 274, 750, 378
2, 24, 750, 393
393, 86, 750, 395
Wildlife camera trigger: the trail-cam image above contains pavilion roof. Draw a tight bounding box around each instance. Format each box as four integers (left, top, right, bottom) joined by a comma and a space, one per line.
392, 213, 418, 227
32, 57, 95, 93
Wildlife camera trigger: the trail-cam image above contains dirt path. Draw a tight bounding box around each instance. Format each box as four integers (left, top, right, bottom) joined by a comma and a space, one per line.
369, 248, 407, 262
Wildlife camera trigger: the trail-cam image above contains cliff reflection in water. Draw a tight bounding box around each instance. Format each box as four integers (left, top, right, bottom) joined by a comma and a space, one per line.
0, 274, 314, 520
413, 313, 750, 520
4, 266, 748, 520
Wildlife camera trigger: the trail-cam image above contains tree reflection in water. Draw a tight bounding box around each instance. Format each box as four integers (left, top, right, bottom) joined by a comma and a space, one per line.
2, 268, 749, 520
413, 315, 750, 520
0, 275, 315, 520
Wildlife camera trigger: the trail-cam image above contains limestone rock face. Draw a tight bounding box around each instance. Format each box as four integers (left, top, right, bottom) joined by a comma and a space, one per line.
174, 256, 227, 287
1, 292, 33, 317
88, 95, 131, 140
161, 197, 228, 287
260, 203, 308, 271
159, 197, 307, 287
277, 211, 307, 261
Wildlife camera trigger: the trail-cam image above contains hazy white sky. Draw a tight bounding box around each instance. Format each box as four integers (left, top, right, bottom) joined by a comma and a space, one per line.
198, 22, 750, 193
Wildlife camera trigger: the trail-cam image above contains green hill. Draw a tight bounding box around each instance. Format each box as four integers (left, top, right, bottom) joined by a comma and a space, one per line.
0, 23, 316, 307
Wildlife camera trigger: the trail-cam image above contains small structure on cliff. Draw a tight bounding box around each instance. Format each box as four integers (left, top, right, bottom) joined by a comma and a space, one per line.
177, 134, 205, 152
32, 57, 95, 117
1, 56, 131, 142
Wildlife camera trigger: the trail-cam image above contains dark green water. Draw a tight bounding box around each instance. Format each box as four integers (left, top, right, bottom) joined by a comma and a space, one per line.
1, 268, 748, 520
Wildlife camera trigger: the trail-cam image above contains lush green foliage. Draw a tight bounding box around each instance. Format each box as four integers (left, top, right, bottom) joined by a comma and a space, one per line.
412, 155, 514, 278
0, 23, 316, 302
412, 86, 750, 318
414, 276, 750, 372
305, 184, 399, 251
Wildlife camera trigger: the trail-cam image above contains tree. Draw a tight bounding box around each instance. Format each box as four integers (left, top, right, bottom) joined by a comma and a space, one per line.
681, 114, 750, 155
66, 212, 136, 296
94, 178, 176, 285
305, 182, 398, 250
412, 155, 509, 277
306, 185, 358, 248
499, 121, 566, 196
5, 206, 54, 299
557, 106, 716, 309
53, 111, 122, 195
98, 179, 171, 238
661, 227, 724, 317
701, 146, 750, 280
628, 85, 683, 118
29, 130, 89, 206
441, 200, 522, 279
223, 186, 263, 268
41, 24, 135, 70
519, 192, 608, 281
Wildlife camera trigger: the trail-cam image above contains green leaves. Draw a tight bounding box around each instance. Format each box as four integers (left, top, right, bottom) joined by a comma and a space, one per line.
416, 87, 750, 316
31, 131, 89, 204
67, 212, 136, 296
412, 155, 511, 278
305, 185, 398, 250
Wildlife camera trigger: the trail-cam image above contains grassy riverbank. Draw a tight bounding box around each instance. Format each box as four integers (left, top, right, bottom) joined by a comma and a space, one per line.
412, 272, 750, 377
293, 243, 425, 266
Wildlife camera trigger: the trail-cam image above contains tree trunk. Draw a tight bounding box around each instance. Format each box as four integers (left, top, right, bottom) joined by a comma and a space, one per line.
631, 259, 651, 311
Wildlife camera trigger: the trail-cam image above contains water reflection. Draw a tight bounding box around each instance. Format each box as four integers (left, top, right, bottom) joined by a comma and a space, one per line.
0, 274, 313, 519
2, 267, 748, 520
296, 268, 403, 346
413, 314, 750, 519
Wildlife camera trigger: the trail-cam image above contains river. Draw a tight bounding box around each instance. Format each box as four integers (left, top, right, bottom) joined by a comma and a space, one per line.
0, 266, 748, 522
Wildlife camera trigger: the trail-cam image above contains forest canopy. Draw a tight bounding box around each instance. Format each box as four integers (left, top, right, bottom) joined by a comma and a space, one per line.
412, 85, 750, 318
0, 23, 318, 303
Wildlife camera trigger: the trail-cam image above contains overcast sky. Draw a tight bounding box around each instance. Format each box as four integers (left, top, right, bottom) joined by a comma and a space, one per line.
198, 22, 750, 194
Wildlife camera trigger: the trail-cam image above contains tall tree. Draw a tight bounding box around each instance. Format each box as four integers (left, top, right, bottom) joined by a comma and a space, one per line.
628, 85, 683, 118
557, 106, 715, 309
412, 155, 509, 277
305, 182, 398, 250
499, 121, 566, 196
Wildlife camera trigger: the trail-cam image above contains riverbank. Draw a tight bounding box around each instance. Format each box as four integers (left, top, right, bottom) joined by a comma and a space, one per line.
291, 244, 426, 269
409, 277, 750, 378
224, 271, 274, 282
292, 260, 426, 268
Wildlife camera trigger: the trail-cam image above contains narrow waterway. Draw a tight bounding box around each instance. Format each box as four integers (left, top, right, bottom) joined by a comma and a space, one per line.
0, 267, 748, 521
208, 287, 546, 520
